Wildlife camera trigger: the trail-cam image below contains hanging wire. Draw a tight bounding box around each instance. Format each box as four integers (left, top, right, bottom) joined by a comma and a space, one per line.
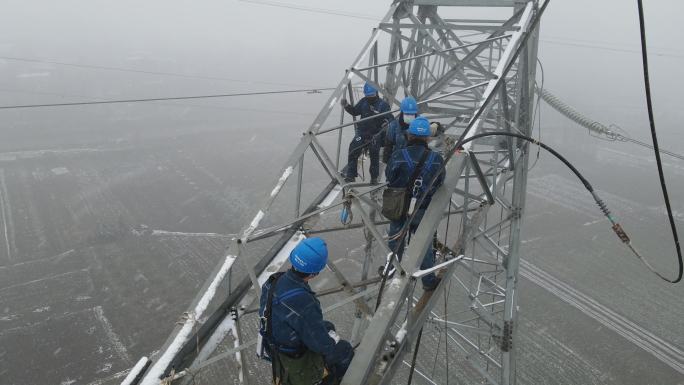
443, 280, 451, 385
458, 131, 682, 284
635, 0, 682, 283
406, 328, 424, 385
528, 58, 545, 171
0, 87, 336, 110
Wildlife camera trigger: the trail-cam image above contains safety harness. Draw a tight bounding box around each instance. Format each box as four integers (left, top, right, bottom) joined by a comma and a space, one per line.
262, 272, 315, 383
400, 147, 435, 215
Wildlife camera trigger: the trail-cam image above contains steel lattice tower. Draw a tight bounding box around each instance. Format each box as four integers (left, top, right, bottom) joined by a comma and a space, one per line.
126, 1, 546, 384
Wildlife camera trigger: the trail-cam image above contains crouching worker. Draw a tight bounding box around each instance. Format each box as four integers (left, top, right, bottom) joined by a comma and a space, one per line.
259, 237, 354, 385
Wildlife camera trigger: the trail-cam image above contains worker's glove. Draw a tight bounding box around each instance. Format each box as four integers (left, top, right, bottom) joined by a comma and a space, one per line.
340, 98, 348, 107
430, 121, 444, 136
328, 330, 341, 343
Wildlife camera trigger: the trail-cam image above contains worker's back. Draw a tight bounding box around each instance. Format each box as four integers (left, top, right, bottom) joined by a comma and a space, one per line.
385, 140, 445, 208
259, 270, 336, 356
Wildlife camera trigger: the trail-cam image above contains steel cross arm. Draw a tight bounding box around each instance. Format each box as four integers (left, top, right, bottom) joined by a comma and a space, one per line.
377, 22, 519, 31
354, 34, 512, 72
418, 6, 525, 101
404, 10, 483, 98
427, 11, 493, 76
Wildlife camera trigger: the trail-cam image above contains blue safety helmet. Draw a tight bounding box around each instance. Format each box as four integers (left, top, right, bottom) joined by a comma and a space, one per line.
400, 97, 418, 115
363, 83, 378, 97
289, 237, 328, 274
407, 116, 431, 137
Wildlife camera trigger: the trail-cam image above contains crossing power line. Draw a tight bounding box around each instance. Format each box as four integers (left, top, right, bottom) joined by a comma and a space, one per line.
237, 0, 380, 21
0, 55, 309, 87
0, 87, 336, 110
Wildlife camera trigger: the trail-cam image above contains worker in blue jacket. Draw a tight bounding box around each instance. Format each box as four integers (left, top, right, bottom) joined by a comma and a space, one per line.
383, 96, 446, 164
384, 117, 445, 291
340, 83, 392, 184
382, 96, 419, 164
259, 237, 354, 385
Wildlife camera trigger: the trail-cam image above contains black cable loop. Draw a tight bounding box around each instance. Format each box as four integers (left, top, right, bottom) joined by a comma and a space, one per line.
636, 0, 682, 283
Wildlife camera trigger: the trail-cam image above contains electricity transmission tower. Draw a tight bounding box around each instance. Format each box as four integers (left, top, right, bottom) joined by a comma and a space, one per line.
125, 1, 546, 384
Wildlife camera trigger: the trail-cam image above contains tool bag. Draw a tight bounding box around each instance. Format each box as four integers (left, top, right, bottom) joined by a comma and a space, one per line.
381, 149, 430, 221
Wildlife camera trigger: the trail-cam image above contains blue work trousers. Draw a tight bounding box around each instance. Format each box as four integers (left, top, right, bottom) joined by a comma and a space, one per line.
346, 134, 381, 180
387, 209, 439, 289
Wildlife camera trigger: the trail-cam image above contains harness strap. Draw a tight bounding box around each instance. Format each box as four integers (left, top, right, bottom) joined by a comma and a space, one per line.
402, 148, 431, 198
265, 272, 285, 383
273, 288, 308, 305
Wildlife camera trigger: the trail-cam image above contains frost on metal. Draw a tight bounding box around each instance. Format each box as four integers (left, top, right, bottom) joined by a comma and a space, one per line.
318, 185, 343, 210
270, 166, 294, 198
120, 357, 149, 385
241, 210, 265, 242
139, 254, 237, 385
190, 231, 307, 365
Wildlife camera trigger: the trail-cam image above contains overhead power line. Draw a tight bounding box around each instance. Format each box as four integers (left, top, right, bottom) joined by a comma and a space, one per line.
0, 87, 335, 110
237, 0, 380, 21
540, 39, 684, 59
0, 56, 308, 87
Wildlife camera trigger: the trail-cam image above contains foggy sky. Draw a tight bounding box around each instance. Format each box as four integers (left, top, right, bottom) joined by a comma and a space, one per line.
1, 0, 683, 139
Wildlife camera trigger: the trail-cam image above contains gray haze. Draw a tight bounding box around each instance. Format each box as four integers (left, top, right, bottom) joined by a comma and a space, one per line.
1, 1, 683, 384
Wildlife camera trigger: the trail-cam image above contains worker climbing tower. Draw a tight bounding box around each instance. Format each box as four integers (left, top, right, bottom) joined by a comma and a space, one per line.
126, 1, 546, 384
